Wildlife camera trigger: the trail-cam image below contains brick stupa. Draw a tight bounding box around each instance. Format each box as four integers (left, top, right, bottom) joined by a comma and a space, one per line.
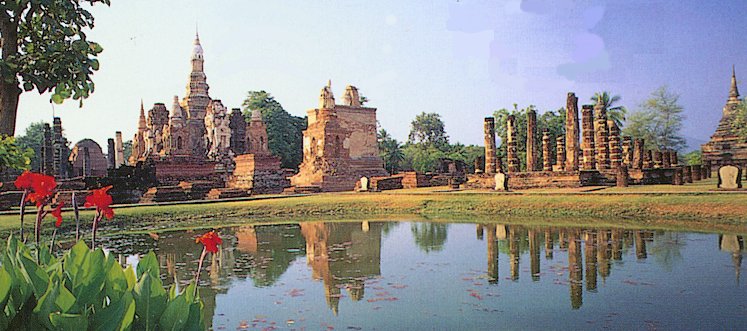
702, 67, 747, 167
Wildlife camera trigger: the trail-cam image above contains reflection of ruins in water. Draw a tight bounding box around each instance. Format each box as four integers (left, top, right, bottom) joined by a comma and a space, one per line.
300, 221, 383, 315
480, 225, 744, 310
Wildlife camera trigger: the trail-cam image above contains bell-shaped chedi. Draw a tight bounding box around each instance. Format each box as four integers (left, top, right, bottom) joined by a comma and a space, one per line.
702, 66, 747, 167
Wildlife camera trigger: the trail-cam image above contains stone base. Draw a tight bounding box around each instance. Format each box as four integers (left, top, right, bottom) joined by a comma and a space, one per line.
627, 168, 677, 185
465, 171, 613, 190
139, 181, 217, 203
292, 156, 388, 192
152, 156, 223, 186
228, 154, 289, 194
206, 188, 251, 200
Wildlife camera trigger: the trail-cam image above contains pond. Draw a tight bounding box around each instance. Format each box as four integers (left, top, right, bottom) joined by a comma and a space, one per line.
103, 221, 746, 330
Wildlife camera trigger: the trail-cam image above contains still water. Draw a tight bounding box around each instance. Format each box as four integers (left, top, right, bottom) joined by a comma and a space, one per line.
104, 222, 746, 330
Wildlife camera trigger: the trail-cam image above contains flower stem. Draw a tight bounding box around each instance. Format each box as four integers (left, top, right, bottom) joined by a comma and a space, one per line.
19, 190, 27, 241
50, 228, 58, 255
35, 206, 45, 249
73, 192, 80, 241
194, 247, 207, 297
91, 212, 100, 249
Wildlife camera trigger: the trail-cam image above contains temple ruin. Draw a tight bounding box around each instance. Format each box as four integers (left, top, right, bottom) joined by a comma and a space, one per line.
702, 67, 747, 168
290, 82, 388, 192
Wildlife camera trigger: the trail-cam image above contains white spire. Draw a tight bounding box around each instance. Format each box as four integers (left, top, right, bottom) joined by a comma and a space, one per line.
192, 28, 204, 61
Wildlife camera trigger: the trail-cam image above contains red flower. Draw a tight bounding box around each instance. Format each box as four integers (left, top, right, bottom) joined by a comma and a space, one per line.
14, 171, 33, 190
84, 185, 114, 219
50, 202, 64, 227
20, 172, 57, 206
196, 231, 222, 253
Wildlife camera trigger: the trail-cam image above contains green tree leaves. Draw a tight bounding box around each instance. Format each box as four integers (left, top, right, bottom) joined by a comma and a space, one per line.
408, 112, 449, 150
242, 91, 306, 170
623, 86, 686, 151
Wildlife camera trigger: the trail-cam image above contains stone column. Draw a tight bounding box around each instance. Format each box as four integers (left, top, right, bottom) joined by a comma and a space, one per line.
565, 92, 580, 171
474, 156, 484, 174
593, 101, 610, 170
643, 150, 653, 169
107, 138, 116, 169
115, 131, 125, 168
526, 109, 539, 172
581, 105, 596, 170
692, 165, 702, 181
542, 129, 552, 171
700, 165, 708, 179
616, 165, 629, 187
704, 160, 712, 178
673, 167, 683, 185
41, 124, 54, 175
484, 117, 497, 175
608, 120, 621, 169
653, 151, 663, 168
507, 115, 519, 173
662, 150, 671, 168
633, 138, 644, 169
672, 151, 679, 166
622, 136, 633, 167
684, 166, 693, 183
52, 117, 63, 177
556, 136, 566, 172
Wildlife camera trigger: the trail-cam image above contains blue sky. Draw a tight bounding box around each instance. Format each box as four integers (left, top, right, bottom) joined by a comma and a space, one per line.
14, 0, 747, 151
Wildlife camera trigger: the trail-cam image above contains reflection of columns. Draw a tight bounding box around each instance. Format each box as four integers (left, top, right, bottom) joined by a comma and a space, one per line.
565, 92, 580, 171
484, 117, 497, 174
529, 229, 540, 281
568, 230, 583, 310
527, 109, 539, 172
584, 231, 598, 292
476, 224, 484, 240
542, 130, 552, 172
509, 226, 520, 281
507, 115, 519, 173
558, 229, 568, 249
486, 224, 499, 284
611, 229, 623, 261
544, 229, 554, 260
556, 136, 566, 172
597, 230, 611, 280
581, 105, 596, 170
719, 235, 744, 285
635, 231, 647, 260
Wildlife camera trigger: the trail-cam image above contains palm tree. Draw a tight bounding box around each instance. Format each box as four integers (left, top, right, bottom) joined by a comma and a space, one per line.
378, 129, 405, 174
591, 91, 627, 128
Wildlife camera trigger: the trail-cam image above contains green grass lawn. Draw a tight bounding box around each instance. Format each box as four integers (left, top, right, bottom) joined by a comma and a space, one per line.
2, 189, 746, 239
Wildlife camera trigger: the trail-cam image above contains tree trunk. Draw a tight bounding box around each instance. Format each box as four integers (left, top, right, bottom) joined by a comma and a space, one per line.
0, 82, 21, 137
0, 16, 20, 137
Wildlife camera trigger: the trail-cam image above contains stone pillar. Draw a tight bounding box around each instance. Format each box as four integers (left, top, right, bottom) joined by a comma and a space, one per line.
622, 136, 633, 167
581, 105, 596, 170
684, 166, 693, 183
653, 151, 663, 168
633, 138, 644, 169
526, 109, 539, 172
672, 151, 679, 166
608, 120, 621, 169
565, 92, 580, 171
115, 131, 125, 168
556, 136, 566, 172
593, 101, 610, 170
704, 160, 712, 178
662, 150, 671, 168
484, 117, 497, 174
701, 165, 708, 179
107, 138, 116, 169
616, 165, 629, 187
53, 117, 64, 177
643, 150, 653, 169
41, 124, 54, 175
82, 147, 91, 177
692, 164, 701, 181
542, 129, 552, 171
474, 155, 484, 174
673, 167, 683, 185
507, 115, 519, 173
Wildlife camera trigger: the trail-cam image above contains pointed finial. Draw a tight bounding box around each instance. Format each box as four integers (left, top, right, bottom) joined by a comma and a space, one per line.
140, 99, 144, 111
730, 65, 740, 99
327, 79, 331, 88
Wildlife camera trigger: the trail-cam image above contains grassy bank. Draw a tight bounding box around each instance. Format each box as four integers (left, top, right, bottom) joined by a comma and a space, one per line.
2, 191, 746, 237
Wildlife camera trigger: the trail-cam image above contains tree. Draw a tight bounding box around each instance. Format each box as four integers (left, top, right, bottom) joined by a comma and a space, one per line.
122, 140, 132, 165
622, 86, 686, 151
15, 121, 46, 171
0, 0, 110, 136
242, 91, 307, 169
408, 112, 449, 150
377, 129, 404, 174
730, 100, 747, 139
410, 223, 449, 253
590, 91, 627, 128
0, 135, 32, 175
493, 105, 565, 171
682, 150, 702, 166
401, 143, 446, 173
